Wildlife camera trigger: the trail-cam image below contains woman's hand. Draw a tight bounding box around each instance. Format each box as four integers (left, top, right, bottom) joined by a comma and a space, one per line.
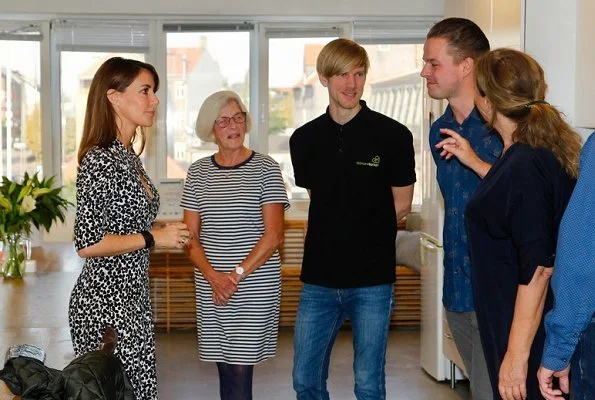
498, 350, 529, 400
206, 270, 238, 306
436, 128, 476, 163
152, 222, 192, 249
436, 128, 492, 178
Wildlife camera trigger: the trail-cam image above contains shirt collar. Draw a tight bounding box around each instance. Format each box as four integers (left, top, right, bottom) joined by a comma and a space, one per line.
442, 104, 485, 125
325, 100, 369, 128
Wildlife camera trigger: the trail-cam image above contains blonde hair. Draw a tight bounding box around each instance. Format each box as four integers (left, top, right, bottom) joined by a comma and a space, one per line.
475, 49, 581, 177
316, 38, 370, 79
195, 90, 251, 143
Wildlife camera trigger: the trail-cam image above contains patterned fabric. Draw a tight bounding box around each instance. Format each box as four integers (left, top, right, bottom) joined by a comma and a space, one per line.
180, 152, 289, 364
429, 106, 502, 312
70, 139, 160, 399
543, 132, 595, 370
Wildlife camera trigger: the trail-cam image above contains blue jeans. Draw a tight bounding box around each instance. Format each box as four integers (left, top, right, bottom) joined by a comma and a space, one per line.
292, 283, 394, 400
571, 317, 595, 400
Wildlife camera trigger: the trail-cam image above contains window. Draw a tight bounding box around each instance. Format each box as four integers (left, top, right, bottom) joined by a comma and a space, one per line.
0, 17, 435, 243
362, 43, 424, 206
164, 26, 251, 179
355, 20, 435, 207
53, 20, 150, 203
0, 24, 42, 181
261, 23, 347, 201
268, 37, 337, 200
59, 52, 146, 202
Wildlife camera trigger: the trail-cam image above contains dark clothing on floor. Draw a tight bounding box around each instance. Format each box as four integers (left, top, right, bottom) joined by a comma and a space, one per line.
0, 350, 133, 400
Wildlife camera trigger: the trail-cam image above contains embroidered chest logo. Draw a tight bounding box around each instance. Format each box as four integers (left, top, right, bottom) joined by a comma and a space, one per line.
356, 155, 381, 168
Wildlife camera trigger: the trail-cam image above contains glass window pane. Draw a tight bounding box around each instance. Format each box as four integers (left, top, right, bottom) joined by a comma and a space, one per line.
0, 40, 41, 180
60, 52, 145, 202
362, 43, 424, 206
268, 37, 336, 200
166, 32, 250, 179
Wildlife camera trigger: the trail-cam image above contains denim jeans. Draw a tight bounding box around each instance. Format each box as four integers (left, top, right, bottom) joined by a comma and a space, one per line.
571, 317, 595, 400
292, 283, 394, 400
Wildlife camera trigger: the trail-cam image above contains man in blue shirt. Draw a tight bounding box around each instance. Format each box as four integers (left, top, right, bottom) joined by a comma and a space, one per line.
421, 18, 502, 399
538, 132, 595, 400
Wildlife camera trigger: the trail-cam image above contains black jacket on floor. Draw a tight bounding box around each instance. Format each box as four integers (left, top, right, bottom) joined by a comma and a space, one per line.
0, 350, 134, 400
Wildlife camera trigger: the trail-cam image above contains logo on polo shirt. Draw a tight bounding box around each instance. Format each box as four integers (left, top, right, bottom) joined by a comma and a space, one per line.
356, 155, 380, 167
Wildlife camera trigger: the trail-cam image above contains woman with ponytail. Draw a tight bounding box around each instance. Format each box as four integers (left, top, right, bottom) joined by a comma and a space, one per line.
435, 48, 581, 400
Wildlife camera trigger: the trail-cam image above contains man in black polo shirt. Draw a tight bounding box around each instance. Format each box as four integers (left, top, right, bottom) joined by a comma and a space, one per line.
290, 38, 416, 400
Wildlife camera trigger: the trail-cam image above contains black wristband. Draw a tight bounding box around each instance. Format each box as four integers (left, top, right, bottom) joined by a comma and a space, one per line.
140, 230, 155, 249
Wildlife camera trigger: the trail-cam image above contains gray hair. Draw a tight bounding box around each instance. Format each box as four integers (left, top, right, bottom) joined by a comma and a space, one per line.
195, 90, 252, 143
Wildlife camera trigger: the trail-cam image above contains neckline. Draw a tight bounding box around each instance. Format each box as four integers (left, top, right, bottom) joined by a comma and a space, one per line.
482, 142, 520, 182
326, 100, 367, 127
211, 150, 255, 170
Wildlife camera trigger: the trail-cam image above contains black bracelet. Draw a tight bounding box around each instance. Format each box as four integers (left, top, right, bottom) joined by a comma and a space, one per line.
140, 230, 155, 249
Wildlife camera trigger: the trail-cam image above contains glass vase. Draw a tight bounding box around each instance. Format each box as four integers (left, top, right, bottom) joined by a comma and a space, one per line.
1, 232, 30, 279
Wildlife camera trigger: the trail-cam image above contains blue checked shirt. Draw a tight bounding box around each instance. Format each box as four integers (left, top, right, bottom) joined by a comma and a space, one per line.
542, 132, 595, 370
429, 106, 502, 312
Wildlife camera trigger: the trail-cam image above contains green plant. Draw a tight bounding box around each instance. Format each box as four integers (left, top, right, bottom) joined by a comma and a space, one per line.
0, 172, 72, 238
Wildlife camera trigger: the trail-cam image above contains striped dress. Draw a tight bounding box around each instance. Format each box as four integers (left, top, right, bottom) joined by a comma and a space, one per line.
180, 151, 289, 364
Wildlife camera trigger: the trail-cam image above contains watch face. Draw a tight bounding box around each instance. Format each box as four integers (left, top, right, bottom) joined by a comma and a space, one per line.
235, 266, 245, 275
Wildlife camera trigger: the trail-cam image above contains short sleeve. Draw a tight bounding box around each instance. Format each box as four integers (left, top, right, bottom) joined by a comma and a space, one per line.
388, 126, 416, 187
180, 164, 200, 213
74, 152, 113, 250
289, 129, 312, 189
508, 152, 556, 284
261, 157, 290, 210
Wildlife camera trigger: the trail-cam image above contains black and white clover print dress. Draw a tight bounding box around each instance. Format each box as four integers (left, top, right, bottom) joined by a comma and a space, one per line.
69, 139, 160, 400
180, 151, 289, 364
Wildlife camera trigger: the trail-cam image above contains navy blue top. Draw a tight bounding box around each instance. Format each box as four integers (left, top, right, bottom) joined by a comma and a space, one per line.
543, 132, 595, 371
429, 105, 502, 312
465, 143, 575, 399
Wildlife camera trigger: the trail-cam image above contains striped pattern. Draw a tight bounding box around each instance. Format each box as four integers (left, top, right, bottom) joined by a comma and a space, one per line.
180, 152, 289, 364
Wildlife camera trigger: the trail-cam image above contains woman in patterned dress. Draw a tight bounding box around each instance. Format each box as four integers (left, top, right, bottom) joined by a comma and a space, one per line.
181, 91, 289, 400
69, 57, 191, 399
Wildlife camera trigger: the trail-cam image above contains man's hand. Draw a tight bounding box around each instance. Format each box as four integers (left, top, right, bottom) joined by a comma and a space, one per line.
537, 364, 570, 400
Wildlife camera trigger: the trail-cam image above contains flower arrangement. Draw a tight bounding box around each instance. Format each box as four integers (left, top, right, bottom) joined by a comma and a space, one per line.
0, 172, 72, 278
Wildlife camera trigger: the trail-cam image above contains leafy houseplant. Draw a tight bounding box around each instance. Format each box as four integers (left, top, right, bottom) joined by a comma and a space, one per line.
0, 173, 72, 278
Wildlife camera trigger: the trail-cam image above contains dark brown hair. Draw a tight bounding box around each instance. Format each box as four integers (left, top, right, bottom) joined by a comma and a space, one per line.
77, 57, 159, 164
427, 17, 490, 63
475, 48, 581, 177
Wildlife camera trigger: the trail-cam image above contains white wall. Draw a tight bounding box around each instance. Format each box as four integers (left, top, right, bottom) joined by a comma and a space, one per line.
524, 0, 595, 139
444, 0, 594, 140
0, 0, 443, 17
444, 0, 522, 50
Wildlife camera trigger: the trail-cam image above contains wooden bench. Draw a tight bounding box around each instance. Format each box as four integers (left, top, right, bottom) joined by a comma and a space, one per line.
149, 219, 421, 331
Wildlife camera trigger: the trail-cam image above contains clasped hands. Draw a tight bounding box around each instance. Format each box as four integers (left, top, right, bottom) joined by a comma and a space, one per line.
210, 270, 242, 306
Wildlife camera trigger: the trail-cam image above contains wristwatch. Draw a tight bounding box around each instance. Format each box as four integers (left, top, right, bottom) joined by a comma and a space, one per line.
234, 266, 246, 281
